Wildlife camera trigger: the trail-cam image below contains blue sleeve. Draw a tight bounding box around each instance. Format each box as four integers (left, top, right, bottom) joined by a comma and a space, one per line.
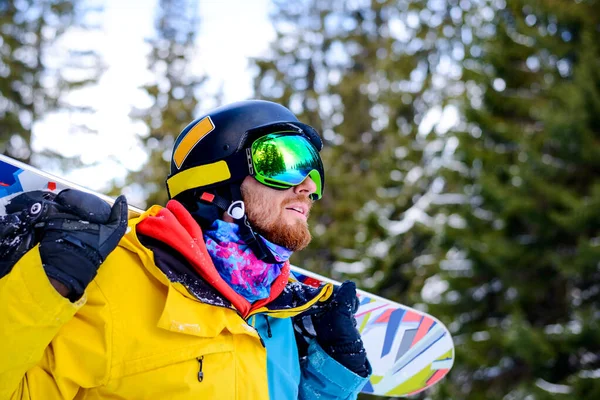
298, 339, 370, 400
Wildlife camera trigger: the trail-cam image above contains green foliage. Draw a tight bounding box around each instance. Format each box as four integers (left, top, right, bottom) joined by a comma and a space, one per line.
253, 0, 465, 313
115, 0, 207, 207
254, 0, 599, 399
0, 0, 102, 164
439, 0, 600, 398
252, 1, 476, 398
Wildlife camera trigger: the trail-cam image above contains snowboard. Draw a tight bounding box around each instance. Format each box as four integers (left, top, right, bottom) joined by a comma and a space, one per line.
0, 153, 454, 397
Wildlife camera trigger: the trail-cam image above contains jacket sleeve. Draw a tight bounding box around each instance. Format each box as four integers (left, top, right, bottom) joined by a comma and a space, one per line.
298, 339, 370, 400
0, 245, 106, 400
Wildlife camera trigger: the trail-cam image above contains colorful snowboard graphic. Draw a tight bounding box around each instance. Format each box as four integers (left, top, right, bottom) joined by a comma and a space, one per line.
0, 153, 454, 397
295, 269, 454, 396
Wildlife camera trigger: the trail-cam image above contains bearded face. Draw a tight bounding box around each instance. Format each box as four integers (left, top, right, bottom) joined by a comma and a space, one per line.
241, 176, 315, 251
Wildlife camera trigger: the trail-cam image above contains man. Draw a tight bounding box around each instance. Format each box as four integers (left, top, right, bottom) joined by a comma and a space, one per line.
0, 100, 371, 399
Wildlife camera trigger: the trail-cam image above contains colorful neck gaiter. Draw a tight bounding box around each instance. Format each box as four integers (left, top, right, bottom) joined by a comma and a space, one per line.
203, 219, 292, 303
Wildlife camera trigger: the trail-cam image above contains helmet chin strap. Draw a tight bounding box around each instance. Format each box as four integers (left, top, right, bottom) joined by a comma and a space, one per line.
227, 184, 281, 264
194, 185, 281, 264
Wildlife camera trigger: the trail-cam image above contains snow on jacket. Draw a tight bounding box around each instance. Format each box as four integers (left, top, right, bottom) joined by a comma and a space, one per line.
0, 200, 369, 399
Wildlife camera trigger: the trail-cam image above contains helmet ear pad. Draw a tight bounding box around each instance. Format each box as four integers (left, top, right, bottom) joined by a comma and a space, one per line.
176, 181, 244, 229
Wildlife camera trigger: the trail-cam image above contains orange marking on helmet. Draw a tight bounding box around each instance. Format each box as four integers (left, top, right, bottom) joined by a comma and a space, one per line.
201, 192, 215, 202
173, 116, 215, 169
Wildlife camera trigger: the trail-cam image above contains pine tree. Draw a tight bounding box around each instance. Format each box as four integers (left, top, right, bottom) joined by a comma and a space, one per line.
118, 0, 207, 207
252, 2, 478, 398
439, 1, 600, 398
254, 0, 465, 306
0, 0, 102, 164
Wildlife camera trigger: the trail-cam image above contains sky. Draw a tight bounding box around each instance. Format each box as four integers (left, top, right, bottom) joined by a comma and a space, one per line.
32, 0, 458, 206
34, 0, 275, 194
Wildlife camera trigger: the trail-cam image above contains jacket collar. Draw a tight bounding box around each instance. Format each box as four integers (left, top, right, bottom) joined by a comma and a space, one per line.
122, 201, 333, 321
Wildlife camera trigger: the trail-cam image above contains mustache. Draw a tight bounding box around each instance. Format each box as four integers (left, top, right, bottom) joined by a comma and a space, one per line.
282, 196, 314, 208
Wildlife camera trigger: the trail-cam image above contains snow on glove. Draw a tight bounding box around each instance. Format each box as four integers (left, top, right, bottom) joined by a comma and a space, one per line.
311, 281, 371, 377
5, 189, 128, 301
0, 213, 35, 278
0, 191, 62, 278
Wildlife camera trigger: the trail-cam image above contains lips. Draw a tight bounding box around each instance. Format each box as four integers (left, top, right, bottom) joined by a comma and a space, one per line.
285, 202, 309, 217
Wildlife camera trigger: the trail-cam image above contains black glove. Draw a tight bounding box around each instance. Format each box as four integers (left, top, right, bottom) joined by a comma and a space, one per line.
311, 281, 371, 377
3, 189, 128, 301
0, 191, 58, 278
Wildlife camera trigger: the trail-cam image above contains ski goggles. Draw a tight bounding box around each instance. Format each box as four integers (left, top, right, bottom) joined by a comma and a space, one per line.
249, 133, 324, 200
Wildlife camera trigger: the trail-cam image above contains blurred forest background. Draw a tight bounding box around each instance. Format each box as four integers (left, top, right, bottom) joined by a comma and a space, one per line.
1, 0, 599, 399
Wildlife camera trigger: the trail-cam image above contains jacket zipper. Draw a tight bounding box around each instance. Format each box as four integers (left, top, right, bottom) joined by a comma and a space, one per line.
248, 315, 266, 347
263, 315, 272, 338
194, 316, 268, 385
196, 356, 204, 382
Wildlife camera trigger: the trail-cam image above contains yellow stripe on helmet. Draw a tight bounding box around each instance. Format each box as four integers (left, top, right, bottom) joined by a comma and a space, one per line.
166, 161, 231, 198
173, 116, 215, 169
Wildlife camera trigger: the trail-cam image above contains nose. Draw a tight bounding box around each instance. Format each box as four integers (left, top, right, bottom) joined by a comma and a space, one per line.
294, 177, 317, 197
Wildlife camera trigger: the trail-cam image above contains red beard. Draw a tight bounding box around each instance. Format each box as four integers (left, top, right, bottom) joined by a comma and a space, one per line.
242, 187, 312, 251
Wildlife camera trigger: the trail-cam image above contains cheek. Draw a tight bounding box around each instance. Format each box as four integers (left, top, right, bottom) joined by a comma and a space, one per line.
247, 191, 282, 223
267, 199, 285, 220
258, 192, 284, 215
241, 180, 289, 224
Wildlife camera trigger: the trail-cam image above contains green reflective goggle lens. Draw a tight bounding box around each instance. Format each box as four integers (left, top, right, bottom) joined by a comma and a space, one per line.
251, 133, 324, 200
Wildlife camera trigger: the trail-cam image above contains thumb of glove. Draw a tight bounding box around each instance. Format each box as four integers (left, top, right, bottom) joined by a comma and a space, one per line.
333, 281, 360, 317
97, 195, 128, 260
54, 189, 112, 222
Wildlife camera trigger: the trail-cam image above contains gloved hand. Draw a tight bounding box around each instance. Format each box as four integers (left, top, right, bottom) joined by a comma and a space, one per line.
1, 191, 61, 278
311, 281, 371, 377
3, 189, 128, 301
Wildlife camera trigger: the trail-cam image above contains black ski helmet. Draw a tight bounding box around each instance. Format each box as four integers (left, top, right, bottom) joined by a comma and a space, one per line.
166, 100, 324, 262
166, 100, 323, 201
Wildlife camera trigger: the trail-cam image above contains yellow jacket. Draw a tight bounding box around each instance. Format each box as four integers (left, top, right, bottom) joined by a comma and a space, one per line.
0, 205, 334, 399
